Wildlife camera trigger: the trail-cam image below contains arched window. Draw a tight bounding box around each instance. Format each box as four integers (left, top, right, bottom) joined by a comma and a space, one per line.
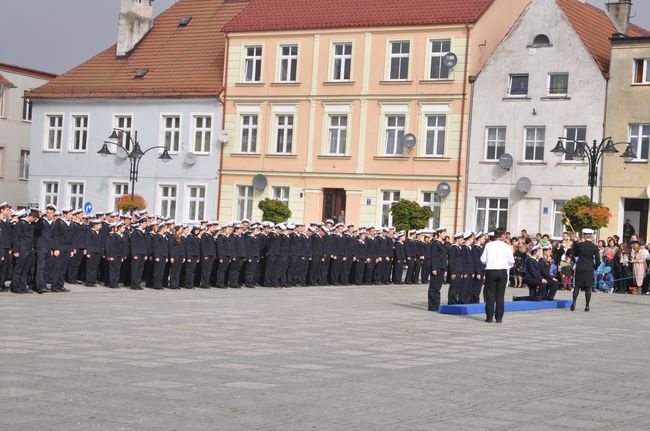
532, 34, 551, 47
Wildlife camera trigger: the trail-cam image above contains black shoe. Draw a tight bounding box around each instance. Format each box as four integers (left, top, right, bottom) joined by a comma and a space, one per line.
86, 283, 96, 287
485, 318, 493, 323
585, 306, 590, 312
495, 319, 502, 323
570, 303, 575, 311
60, 288, 70, 292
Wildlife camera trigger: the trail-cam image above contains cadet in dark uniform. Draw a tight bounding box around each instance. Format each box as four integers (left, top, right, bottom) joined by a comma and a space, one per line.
34, 205, 56, 293
309, 226, 326, 285
404, 230, 417, 284
10, 209, 38, 293
364, 227, 377, 284
216, 225, 233, 288
229, 223, 246, 289
382, 229, 394, 284
0, 202, 13, 292
244, 224, 261, 287
571, 228, 600, 311
287, 224, 301, 287
460, 232, 475, 304
52, 208, 74, 292
85, 219, 104, 287
420, 233, 432, 284
393, 231, 406, 284
200, 223, 217, 289
471, 232, 486, 304
297, 224, 311, 286
447, 233, 464, 304
152, 223, 170, 290
354, 230, 369, 285
168, 225, 186, 289
129, 217, 148, 290
66, 209, 85, 283
184, 226, 201, 289
428, 228, 448, 311
341, 225, 355, 285
106, 222, 127, 288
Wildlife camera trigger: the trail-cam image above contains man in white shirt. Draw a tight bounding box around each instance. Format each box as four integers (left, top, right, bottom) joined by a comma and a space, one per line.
480, 228, 514, 323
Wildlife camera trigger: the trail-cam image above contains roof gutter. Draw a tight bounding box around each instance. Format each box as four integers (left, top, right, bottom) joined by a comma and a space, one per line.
216, 33, 230, 220
453, 23, 471, 233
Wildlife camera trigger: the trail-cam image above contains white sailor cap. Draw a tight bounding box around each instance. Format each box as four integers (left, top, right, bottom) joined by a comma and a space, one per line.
296, 222, 305, 227
307, 226, 317, 233
61, 207, 72, 214
71, 209, 83, 215
463, 231, 473, 240
206, 221, 217, 227
531, 244, 541, 252
14, 209, 26, 218
582, 228, 595, 235
488, 231, 495, 237
475, 231, 484, 238
435, 227, 447, 233
321, 226, 330, 233
325, 219, 335, 225
347, 224, 355, 228
241, 218, 251, 224
45, 204, 57, 211
0, 202, 11, 209
286, 223, 296, 230
233, 222, 244, 228
278, 223, 287, 231
453, 232, 464, 239
397, 231, 406, 238
267, 222, 275, 228
82, 214, 92, 219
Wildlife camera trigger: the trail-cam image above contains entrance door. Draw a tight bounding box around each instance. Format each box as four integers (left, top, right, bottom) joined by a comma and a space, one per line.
623, 198, 649, 241
323, 188, 346, 222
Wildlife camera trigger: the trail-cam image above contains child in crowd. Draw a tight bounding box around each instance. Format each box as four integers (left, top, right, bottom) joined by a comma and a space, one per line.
560, 249, 574, 291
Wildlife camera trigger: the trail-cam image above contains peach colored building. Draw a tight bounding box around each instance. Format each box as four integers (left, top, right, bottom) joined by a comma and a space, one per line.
218, 0, 529, 228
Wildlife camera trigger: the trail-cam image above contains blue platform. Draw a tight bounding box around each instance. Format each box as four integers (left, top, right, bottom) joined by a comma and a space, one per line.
439, 299, 573, 315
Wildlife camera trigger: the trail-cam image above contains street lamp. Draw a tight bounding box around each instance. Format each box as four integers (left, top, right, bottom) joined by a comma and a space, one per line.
98, 128, 172, 197
551, 136, 634, 210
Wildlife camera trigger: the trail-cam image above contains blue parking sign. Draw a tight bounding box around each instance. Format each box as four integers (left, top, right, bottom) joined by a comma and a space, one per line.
84, 202, 93, 214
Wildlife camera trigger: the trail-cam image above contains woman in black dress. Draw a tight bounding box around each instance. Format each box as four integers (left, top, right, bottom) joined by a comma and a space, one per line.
570, 229, 601, 311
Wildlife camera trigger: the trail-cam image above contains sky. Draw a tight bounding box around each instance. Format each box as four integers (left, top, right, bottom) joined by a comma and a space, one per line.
1, 0, 649, 75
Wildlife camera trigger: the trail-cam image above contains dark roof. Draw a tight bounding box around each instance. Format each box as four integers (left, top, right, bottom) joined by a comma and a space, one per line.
29, 0, 249, 99
0, 63, 57, 80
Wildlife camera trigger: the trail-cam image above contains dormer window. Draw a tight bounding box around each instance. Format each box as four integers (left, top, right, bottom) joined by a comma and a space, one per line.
133, 68, 149, 79
532, 34, 551, 47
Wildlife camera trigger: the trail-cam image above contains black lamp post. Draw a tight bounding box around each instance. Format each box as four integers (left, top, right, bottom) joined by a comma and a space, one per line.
98, 128, 172, 197
551, 137, 635, 210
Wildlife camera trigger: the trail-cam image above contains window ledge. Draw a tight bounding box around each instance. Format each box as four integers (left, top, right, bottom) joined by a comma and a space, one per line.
19, 179, 28, 182
317, 155, 352, 159
418, 79, 454, 84
266, 154, 297, 159
235, 82, 265, 87
413, 156, 450, 161
379, 80, 413, 85
625, 160, 648, 164
193, 152, 211, 156
373, 156, 409, 160
270, 82, 301, 87
22, 120, 32, 124
541, 95, 570, 101
230, 152, 261, 158
42, 149, 62, 153
517, 161, 547, 166
556, 161, 587, 166
323, 81, 355, 86
631, 83, 650, 86
479, 160, 500, 164
68, 150, 87, 154
502, 96, 531, 101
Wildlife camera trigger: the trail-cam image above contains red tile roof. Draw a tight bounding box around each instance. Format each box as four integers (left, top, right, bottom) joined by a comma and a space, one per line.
0, 73, 15, 88
558, 0, 649, 73
29, 0, 249, 99
0, 63, 57, 80
222, 0, 496, 33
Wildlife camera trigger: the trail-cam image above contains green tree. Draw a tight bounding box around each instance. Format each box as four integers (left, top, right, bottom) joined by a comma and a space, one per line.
257, 198, 292, 223
561, 195, 611, 232
390, 199, 434, 231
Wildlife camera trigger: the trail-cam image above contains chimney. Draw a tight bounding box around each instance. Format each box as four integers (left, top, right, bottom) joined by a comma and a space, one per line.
117, 0, 154, 57
606, 0, 632, 35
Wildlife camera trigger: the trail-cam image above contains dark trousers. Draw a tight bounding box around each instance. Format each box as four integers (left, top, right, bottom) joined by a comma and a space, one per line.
460, 276, 473, 304
53, 252, 71, 290
131, 255, 145, 288
67, 249, 84, 282
393, 260, 404, 283
108, 258, 122, 288
354, 260, 366, 285
201, 257, 215, 288
266, 255, 279, 286
364, 260, 375, 284
428, 270, 444, 310
321, 256, 331, 284
330, 256, 343, 283
276, 256, 288, 286
288, 255, 300, 285
11, 250, 33, 292
184, 259, 198, 288
471, 276, 483, 304
169, 257, 184, 289
373, 259, 384, 283
411, 259, 421, 284
448, 274, 462, 304
35, 250, 50, 291
216, 258, 230, 287
153, 258, 167, 289
0, 249, 11, 289
245, 258, 258, 286
85, 253, 101, 285
229, 258, 244, 288
405, 258, 415, 284
299, 258, 309, 284
383, 258, 392, 283
341, 258, 353, 284
484, 269, 508, 322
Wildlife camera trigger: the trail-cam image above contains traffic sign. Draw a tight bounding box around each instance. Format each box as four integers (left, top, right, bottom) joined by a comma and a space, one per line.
84, 202, 93, 214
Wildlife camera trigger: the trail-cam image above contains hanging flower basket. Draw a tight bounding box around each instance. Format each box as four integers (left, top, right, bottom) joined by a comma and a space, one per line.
115, 194, 147, 213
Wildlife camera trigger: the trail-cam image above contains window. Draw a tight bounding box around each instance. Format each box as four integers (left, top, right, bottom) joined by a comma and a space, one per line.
244, 46, 262, 82
328, 115, 348, 155
332, 43, 352, 81
68, 182, 84, 210
475, 198, 508, 232
381, 190, 400, 226
111, 182, 128, 209
485, 127, 506, 160
43, 181, 59, 207
524, 127, 545, 162
422, 192, 442, 230
237, 185, 253, 220
22, 92, 32, 121
389, 41, 410, 80
279, 44, 298, 82
275, 115, 293, 154
159, 185, 177, 219
0, 89, 5, 117
114, 115, 133, 152
548, 73, 569, 96
162, 115, 181, 153
424, 115, 445, 156
552, 200, 567, 239
272, 186, 289, 206
45, 114, 63, 150
19, 150, 29, 180
532, 34, 551, 47
70, 115, 89, 151
187, 185, 206, 222
508, 74, 529, 97
384, 115, 405, 156
193, 115, 212, 154
629, 124, 650, 161
240, 115, 258, 153
633, 59, 650, 84
429, 39, 451, 80
564, 127, 586, 161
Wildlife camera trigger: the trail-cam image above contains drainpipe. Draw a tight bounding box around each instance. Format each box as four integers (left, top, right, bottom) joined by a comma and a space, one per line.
453, 23, 471, 233
464, 78, 476, 232
216, 33, 230, 220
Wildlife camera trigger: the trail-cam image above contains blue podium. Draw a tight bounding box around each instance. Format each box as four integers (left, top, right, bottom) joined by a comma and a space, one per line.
438, 299, 573, 315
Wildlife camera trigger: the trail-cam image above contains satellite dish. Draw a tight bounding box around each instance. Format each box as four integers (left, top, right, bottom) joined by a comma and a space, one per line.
516, 177, 532, 194
218, 130, 230, 144
184, 152, 196, 166
498, 153, 514, 171
252, 174, 267, 192
436, 182, 451, 199
115, 146, 129, 160
444, 52, 458, 69
402, 133, 417, 149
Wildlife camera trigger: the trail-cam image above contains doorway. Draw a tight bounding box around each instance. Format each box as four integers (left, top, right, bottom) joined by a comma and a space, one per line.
323, 188, 346, 222
623, 198, 649, 241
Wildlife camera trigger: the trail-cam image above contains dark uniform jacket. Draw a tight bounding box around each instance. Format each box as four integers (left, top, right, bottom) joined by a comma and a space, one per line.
12, 219, 34, 253
430, 240, 448, 270
447, 244, 463, 275
53, 219, 74, 253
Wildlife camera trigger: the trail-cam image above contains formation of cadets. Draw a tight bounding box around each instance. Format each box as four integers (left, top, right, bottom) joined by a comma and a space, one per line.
1, 201, 500, 311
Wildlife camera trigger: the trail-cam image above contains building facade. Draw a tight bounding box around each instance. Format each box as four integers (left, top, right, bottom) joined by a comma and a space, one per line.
465, 0, 646, 237
27, 0, 248, 221
602, 35, 650, 240
218, 0, 529, 228
0, 63, 56, 208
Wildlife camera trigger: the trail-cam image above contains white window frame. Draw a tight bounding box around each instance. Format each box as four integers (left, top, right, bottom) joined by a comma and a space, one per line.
629, 124, 650, 162
243, 45, 263, 83
423, 114, 446, 157
66, 180, 85, 211
475, 197, 509, 232
272, 186, 290, 206
186, 183, 207, 223
191, 113, 213, 155
507, 74, 529, 97
331, 42, 352, 81
0, 89, 5, 118
523, 126, 545, 162
41, 180, 60, 209
43, 113, 64, 152
158, 183, 178, 220
112, 114, 134, 152
427, 38, 452, 81
547, 72, 569, 96
633, 58, 650, 84
239, 114, 259, 153
552, 200, 567, 239
19, 150, 29, 180
274, 114, 294, 154
327, 114, 348, 156
22, 91, 32, 122
380, 190, 401, 227
69, 113, 89, 152
109, 181, 129, 211
160, 113, 182, 154
236, 185, 254, 220
484, 126, 506, 161
278, 43, 298, 83
383, 113, 407, 156
421, 191, 442, 230
563, 126, 587, 163
387, 40, 411, 81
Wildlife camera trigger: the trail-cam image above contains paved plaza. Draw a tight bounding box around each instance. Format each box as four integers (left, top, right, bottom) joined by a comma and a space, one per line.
1, 284, 650, 430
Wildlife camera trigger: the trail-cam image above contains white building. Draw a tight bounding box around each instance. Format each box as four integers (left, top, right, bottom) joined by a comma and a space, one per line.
0, 63, 55, 208
464, 0, 637, 237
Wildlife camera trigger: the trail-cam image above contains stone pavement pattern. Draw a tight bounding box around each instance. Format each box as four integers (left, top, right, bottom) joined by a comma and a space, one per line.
1, 284, 650, 430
